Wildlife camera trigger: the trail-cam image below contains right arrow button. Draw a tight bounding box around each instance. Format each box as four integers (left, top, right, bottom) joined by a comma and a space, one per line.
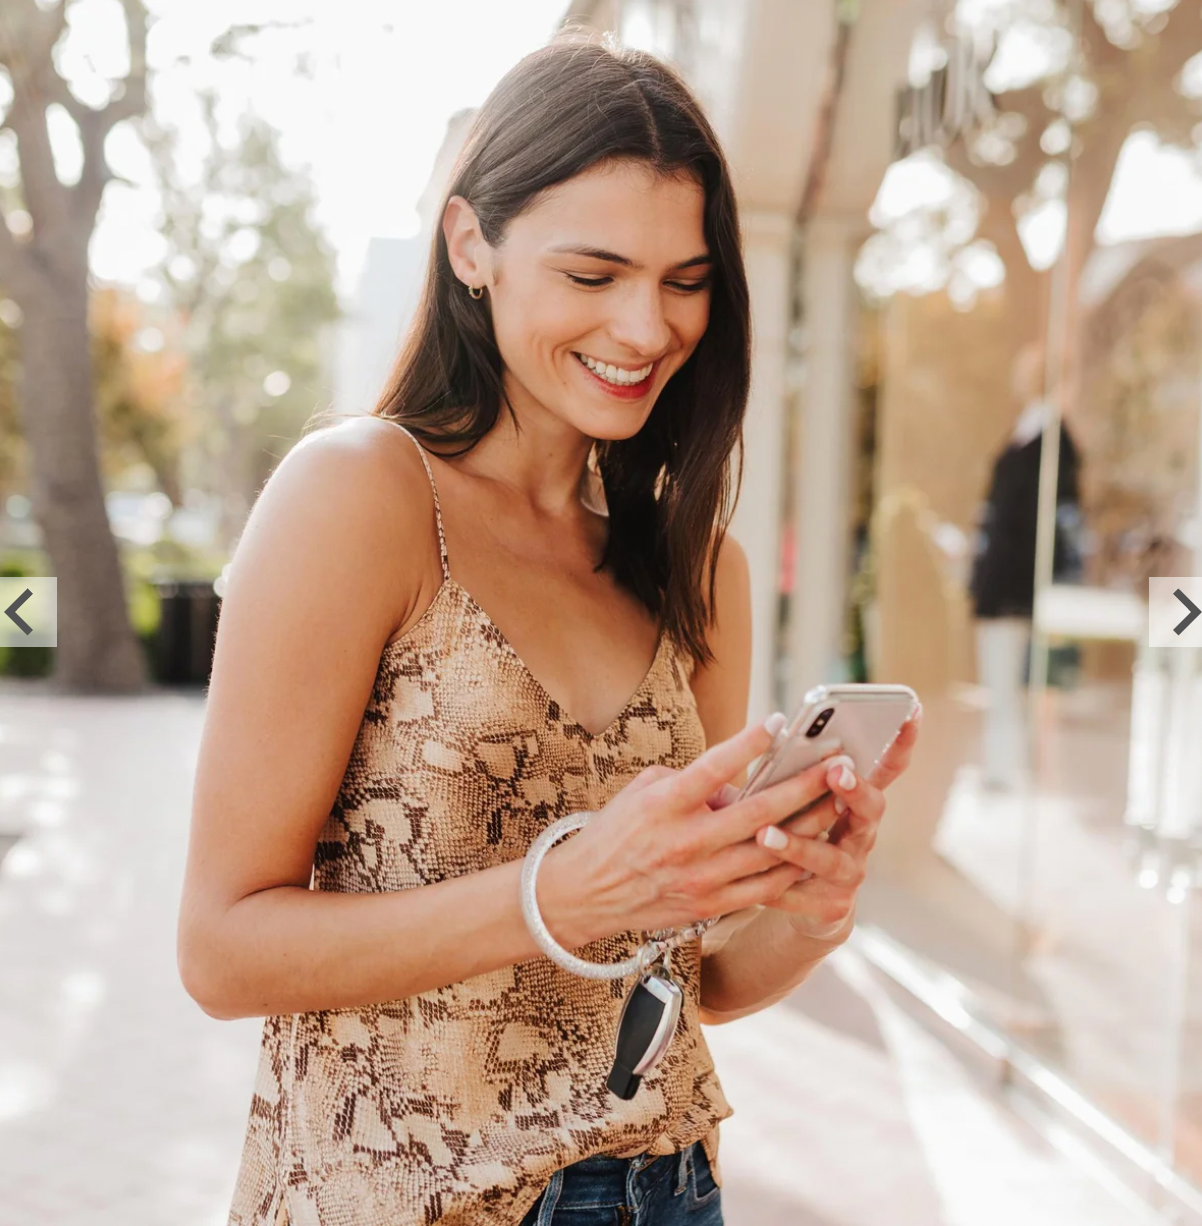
1173, 588, 1201, 636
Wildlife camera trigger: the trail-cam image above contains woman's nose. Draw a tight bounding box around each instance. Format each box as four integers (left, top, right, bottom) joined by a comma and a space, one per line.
608, 285, 672, 357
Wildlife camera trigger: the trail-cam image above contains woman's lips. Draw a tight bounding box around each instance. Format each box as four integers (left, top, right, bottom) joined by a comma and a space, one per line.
573, 353, 658, 400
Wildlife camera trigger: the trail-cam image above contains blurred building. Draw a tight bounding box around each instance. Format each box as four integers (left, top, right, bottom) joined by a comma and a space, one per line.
566, 1, 1202, 1220
333, 237, 428, 415
333, 109, 477, 415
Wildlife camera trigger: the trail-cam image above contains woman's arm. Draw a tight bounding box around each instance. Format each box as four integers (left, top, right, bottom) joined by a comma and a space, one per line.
177, 419, 601, 1020
178, 420, 819, 1023
701, 713, 921, 1023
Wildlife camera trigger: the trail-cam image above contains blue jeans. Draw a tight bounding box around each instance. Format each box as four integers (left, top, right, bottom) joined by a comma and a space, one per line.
518, 1140, 723, 1225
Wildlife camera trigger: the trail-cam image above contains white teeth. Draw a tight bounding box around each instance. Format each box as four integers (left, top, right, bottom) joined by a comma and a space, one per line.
576, 353, 654, 386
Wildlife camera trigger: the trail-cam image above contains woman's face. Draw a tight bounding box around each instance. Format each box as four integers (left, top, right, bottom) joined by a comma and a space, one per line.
446, 158, 712, 442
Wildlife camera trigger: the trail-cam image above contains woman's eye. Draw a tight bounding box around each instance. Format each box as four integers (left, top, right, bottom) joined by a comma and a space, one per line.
564, 273, 710, 292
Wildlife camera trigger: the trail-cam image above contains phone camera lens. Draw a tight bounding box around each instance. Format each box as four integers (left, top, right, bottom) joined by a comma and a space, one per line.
805, 707, 835, 738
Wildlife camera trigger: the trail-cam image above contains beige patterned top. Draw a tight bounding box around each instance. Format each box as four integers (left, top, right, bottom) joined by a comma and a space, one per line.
228, 422, 732, 1226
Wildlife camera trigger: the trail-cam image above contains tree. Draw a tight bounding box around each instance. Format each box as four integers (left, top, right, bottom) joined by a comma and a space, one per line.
947, 1, 1202, 394
863, 2, 1202, 586
0, 287, 189, 511
90, 286, 188, 501
144, 92, 340, 550
0, 0, 149, 690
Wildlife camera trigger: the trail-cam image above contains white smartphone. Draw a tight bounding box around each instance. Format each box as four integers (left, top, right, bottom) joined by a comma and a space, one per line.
739, 683, 919, 807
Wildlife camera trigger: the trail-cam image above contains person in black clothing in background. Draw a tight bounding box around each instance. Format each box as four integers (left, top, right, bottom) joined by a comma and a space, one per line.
969, 344, 1082, 791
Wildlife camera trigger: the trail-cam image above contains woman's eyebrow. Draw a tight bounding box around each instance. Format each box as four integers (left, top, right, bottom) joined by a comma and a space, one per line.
547, 243, 712, 271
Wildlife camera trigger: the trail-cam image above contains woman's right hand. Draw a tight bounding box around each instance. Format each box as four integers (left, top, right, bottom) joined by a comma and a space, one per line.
540, 714, 850, 948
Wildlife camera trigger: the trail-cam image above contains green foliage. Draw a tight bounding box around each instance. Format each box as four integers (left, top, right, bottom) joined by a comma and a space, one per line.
90, 288, 190, 502
145, 93, 341, 546
0, 289, 191, 510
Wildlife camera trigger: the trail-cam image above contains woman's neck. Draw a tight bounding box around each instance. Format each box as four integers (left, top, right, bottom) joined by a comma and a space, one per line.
454, 382, 595, 515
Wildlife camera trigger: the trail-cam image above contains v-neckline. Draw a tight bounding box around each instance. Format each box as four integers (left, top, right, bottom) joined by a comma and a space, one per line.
451, 577, 666, 742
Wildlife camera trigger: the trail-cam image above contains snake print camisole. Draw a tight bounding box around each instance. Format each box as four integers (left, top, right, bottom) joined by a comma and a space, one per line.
228, 422, 732, 1226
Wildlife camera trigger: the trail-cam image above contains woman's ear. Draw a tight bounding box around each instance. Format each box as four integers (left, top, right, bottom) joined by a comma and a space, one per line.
443, 195, 490, 291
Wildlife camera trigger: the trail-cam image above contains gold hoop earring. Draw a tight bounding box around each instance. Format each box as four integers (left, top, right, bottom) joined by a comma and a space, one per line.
468, 285, 484, 300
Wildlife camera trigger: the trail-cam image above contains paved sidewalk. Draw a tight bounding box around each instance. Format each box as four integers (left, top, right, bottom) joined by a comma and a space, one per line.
0, 685, 1149, 1225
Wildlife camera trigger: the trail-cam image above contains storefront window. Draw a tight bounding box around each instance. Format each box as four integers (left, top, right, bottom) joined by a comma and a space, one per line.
846, 0, 1202, 1197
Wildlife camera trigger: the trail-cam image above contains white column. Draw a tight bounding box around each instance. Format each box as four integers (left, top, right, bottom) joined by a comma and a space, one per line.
786, 214, 862, 708
731, 209, 794, 721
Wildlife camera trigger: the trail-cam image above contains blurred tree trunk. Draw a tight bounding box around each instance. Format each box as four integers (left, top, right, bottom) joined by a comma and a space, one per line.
0, 0, 148, 690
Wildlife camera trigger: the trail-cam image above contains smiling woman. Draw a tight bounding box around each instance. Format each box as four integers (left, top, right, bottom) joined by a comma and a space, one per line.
378, 40, 751, 671
180, 29, 918, 1226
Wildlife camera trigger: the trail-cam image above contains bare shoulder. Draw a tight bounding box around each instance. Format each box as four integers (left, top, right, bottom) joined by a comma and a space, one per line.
262, 414, 433, 534
225, 414, 442, 652
186, 415, 444, 930
710, 532, 750, 601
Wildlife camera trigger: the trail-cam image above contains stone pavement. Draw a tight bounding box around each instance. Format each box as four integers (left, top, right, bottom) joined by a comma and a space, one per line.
0, 684, 1151, 1225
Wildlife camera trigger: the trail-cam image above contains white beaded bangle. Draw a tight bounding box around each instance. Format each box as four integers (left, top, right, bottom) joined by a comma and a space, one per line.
520, 812, 721, 981
520, 812, 647, 980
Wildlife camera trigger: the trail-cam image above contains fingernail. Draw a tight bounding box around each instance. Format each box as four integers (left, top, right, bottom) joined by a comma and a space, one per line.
834, 797, 848, 815
910, 702, 923, 725
823, 755, 853, 788
763, 711, 787, 737
761, 825, 788, 850
827, 761, 856, 790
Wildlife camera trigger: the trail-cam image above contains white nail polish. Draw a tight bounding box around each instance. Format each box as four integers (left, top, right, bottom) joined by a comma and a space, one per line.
825, 756, 852, 786
834, 797, 848, 816
762, 825, 788, 850
763, 711, 787, 737
838, 766, 855, 790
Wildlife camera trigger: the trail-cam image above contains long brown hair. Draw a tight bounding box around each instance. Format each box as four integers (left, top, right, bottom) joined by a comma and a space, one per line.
374, 33, 751, 670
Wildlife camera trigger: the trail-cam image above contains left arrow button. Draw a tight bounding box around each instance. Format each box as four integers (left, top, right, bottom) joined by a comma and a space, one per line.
4, 587, 34, 636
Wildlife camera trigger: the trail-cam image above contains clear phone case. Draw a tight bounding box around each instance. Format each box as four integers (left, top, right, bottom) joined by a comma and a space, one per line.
740, 683, 919, 801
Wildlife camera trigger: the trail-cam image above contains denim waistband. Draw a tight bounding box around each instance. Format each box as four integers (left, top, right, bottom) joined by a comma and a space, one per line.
522, 1140, 715, 1225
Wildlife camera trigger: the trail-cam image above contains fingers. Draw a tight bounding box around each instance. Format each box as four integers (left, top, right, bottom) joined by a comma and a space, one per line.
705, 783, 742, 811
670, 712, 788, 809
821, 759, 884, 857
684, 837, 790, 893
755, 824, 865, 889
868, 703, 922, 790
623, 764, 677, 796
710, 861, 808, 914
696, 751, 851, 852
778, 794, 839, 840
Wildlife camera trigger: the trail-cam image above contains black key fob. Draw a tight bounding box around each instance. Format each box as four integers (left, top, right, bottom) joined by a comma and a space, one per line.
606, 971, 683, 1100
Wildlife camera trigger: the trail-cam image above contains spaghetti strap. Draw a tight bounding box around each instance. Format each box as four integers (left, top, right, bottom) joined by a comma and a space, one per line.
378, 416, 451, 581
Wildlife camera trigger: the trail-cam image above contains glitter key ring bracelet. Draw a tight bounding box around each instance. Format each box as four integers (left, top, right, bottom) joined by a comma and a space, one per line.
519, 811, 718, 981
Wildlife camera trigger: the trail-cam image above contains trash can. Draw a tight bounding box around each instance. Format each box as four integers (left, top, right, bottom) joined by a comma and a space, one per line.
151, 579, 221, 686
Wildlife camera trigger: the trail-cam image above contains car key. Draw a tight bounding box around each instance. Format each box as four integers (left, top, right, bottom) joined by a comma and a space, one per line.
606, 969, 683, 1099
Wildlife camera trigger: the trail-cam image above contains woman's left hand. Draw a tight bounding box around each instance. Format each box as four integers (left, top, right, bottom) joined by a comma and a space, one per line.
754, 703, 923, 941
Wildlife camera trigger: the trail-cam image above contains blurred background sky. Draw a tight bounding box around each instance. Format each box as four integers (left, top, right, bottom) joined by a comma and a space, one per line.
82, 0, 567, 295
